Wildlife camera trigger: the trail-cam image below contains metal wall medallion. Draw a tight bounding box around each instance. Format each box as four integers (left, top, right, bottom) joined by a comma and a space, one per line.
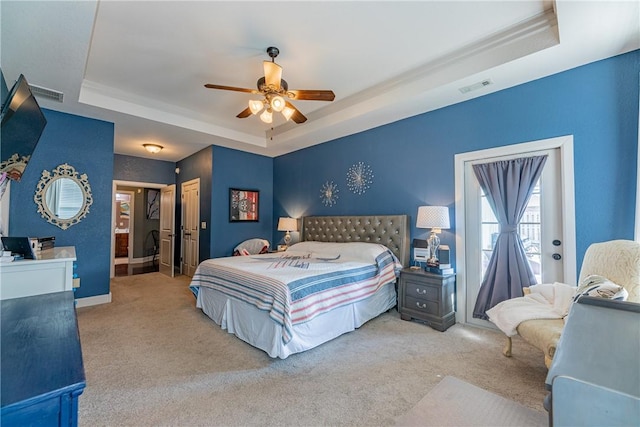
346, 161, 374, 195
34, 163, 93, 230
320, 181, 339, 207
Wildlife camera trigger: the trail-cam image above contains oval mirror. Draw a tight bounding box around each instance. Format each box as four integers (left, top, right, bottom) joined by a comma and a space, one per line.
34, 164, 93, 230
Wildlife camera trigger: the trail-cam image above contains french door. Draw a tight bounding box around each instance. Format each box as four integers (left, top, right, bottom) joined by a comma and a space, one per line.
455, 136, 576, 328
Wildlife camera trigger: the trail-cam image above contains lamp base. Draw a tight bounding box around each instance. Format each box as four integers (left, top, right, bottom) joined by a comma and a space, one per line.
427, 231, 440, 267
284, 232, 291, 246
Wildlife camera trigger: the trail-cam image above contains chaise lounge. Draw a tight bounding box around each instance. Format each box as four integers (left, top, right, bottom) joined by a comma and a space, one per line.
502, 239, 640, 368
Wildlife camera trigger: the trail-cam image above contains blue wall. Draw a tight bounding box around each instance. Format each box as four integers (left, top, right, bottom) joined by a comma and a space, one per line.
211, 146, 273, 257
176, 145, 273, 259
9, 109, 114, 298
176, 146, 213, 261
274, 50, 640, 275
114, 154, 176, 184
0, 70, 8, 105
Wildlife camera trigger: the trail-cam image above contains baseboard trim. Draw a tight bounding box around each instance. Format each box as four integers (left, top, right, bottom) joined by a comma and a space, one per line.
76, 292, 112, 307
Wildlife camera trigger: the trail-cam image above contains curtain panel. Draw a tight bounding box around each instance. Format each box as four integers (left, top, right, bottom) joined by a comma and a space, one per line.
472, 155, 548, 320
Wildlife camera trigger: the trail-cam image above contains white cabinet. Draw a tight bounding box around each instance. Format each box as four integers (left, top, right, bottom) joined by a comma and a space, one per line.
0, 246, 76, 300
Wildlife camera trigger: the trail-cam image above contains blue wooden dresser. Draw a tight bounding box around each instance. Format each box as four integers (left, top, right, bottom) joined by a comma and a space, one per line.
1, 291, 86, 426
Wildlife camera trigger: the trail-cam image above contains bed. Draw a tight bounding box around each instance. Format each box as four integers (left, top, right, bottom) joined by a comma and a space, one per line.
189, 215, 410, 358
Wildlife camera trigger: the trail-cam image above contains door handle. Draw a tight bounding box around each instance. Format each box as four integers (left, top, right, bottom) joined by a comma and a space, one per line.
552, 253, 562, 260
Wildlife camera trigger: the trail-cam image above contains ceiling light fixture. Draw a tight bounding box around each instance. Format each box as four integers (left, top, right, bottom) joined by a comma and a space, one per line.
249, 96, 289, 123
248, 99, 264, 115
259, 108, 273, 124
270, 95, 285, 112
282, 106, 296, 122
143, 143, 163, 154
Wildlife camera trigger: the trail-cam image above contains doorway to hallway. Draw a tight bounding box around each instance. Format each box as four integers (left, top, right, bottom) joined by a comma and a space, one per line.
111, 181, 167, 278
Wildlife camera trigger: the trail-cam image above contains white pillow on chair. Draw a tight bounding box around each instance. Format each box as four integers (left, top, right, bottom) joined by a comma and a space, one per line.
233, 238, 270, 256
573, 274, 628, 302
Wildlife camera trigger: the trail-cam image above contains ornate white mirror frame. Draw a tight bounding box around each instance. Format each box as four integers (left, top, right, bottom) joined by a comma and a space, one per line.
34, 163, 93, 230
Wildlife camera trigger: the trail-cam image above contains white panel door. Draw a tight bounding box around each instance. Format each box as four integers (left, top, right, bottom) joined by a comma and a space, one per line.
181, 179, 200, 277
159, 185, 176, 277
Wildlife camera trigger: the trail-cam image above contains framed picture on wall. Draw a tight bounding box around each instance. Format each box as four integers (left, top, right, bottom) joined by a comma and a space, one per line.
229, 188, 259, 222
147, 189, 160, 219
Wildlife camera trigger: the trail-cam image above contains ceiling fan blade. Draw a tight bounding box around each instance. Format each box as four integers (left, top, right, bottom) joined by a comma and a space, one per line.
285, 101, 307, 123
289, 90, 335, 101
263, 61, 282, 89
236, 107, 252, 118
204, 84, 258, 94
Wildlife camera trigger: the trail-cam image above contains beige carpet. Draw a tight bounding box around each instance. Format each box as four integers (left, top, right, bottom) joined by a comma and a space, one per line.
76, 272, 548, 426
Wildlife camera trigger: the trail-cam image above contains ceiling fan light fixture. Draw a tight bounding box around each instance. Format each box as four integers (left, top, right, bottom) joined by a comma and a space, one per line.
260, 108, 273, 124
282, 106, 295, 121
204, 47, 334, 126
248, 99, 264, 115
270, 95, 285, 112
143, 143, 163, 154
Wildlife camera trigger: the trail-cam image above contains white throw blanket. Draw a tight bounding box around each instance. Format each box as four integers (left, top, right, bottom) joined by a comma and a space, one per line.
486, 282, 577, 336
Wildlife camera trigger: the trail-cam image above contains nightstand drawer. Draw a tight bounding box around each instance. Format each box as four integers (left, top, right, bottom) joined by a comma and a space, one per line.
405, 295, 439, 315
404, 281, 439, 302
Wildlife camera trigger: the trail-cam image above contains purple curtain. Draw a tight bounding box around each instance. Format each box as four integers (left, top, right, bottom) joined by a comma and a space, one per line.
472, 155, 548, 320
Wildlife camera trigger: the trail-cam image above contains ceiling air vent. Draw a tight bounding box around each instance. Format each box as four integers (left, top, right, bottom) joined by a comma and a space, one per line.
459, 79, 493, 94
29, 84, 64, 103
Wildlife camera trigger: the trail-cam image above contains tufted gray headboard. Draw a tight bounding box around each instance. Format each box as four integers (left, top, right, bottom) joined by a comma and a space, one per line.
301, 215, 410, 267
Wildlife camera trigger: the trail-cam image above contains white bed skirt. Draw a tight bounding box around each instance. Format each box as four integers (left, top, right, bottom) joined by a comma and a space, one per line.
196, 282, 397, 359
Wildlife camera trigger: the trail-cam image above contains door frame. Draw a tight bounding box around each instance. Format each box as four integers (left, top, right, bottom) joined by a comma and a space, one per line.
453, 135, 576, 325
111, 180, 170, 278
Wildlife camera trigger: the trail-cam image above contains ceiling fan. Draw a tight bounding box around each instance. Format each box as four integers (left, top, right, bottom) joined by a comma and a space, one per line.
205, 46, 335, 124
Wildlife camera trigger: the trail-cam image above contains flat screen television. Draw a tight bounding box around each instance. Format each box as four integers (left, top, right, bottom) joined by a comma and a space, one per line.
1, 73, 47, 181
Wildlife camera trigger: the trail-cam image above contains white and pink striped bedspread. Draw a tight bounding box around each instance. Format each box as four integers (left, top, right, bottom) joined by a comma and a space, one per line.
189, 242, 402, 344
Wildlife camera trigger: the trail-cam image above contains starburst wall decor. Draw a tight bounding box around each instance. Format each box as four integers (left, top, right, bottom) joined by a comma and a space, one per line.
320, 181, 339, 207
346, 161, 374, 195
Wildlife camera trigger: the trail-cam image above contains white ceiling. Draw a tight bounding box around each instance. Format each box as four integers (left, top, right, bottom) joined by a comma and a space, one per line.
1, 1, 638, 162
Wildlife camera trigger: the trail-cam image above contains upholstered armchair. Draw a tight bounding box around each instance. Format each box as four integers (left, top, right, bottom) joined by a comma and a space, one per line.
502, 239, 640, 368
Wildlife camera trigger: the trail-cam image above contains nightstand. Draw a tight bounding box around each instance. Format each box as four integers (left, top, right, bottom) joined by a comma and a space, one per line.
398, 268, 456, 331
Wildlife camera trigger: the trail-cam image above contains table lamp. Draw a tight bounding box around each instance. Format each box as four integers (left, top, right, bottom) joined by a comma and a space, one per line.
277, 217, 298, 247
416, 206, 450, 266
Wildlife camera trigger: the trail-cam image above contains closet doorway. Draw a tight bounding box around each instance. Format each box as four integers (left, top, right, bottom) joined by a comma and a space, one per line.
111, 181, 168, 278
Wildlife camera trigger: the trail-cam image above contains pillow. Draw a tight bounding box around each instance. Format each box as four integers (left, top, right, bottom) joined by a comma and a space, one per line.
287, 241, 390, 263
573, 274, 628, 302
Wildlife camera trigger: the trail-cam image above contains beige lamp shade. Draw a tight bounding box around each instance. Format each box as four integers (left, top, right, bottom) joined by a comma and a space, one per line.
277, 217, 298, 232
416, 206, 450, 233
